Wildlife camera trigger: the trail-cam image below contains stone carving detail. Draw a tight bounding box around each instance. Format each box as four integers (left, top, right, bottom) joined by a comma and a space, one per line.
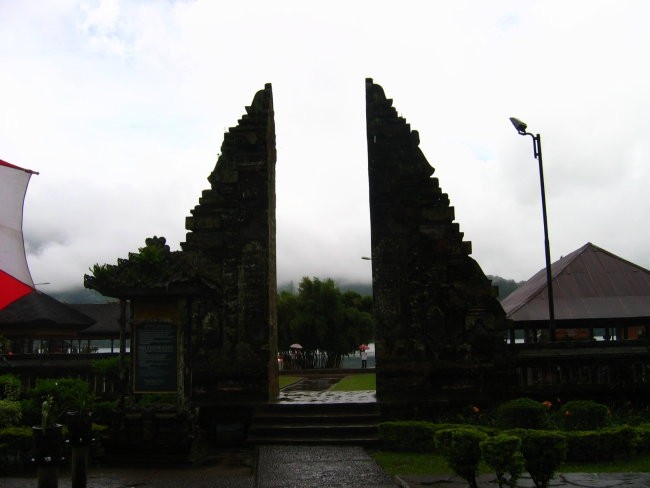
365, 79, 507, 405
182, 84, 278, 401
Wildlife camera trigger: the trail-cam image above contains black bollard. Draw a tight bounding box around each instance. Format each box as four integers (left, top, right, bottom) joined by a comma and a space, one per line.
32, 424, 63, 488
66, 411, 93, 488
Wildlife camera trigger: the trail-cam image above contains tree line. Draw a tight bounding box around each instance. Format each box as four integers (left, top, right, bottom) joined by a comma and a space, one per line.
277, 277, 374, 368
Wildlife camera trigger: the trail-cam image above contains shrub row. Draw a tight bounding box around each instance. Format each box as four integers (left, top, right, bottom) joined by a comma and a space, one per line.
494, 398, 612, 431
379, 421, 650, 462
433, 427, 566, 488
379, 421, 494, 452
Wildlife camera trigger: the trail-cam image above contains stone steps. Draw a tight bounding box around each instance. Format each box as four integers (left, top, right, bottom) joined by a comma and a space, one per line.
246, 402, 380, 446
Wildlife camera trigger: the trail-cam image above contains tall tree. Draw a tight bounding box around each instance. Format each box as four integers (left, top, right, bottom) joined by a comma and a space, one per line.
277, 277, 374, 367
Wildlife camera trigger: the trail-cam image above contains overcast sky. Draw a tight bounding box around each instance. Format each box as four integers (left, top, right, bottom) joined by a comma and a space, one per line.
1, 1, 649, 295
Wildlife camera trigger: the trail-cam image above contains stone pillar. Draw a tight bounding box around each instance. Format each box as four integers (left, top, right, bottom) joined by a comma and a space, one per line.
365, 79, 509, 415
183, 84, 278, 401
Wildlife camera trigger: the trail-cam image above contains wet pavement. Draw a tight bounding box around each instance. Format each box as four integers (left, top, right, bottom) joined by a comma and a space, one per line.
256, 445, 396, 488
276, 389, 377, 404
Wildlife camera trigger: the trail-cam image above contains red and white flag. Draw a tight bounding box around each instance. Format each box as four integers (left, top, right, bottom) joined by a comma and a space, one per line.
0, 159, 38, 310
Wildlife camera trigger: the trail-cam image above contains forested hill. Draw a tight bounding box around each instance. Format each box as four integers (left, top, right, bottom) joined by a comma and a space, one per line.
51, 275, 523, 304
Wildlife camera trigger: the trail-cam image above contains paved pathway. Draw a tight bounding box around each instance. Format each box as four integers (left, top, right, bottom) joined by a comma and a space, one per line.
256, 445, 397, 488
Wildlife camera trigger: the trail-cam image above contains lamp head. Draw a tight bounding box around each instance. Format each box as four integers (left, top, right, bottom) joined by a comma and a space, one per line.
509, 117, 528, 135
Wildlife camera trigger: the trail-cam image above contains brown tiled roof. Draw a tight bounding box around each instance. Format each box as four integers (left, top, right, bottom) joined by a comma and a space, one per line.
501, 243, 650, 324
70, 302, 130, 338
0, 291, 95, 332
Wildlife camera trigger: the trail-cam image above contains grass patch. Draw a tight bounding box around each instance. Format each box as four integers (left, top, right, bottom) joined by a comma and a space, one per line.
372, 451, 650, 476
371, 451, 457, 475
329, 373, 376, 391
560, 457, 650, 473
279, 376, 304, 389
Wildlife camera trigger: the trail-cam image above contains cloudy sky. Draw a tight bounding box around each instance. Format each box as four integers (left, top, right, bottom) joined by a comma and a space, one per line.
1, 1, 649, 295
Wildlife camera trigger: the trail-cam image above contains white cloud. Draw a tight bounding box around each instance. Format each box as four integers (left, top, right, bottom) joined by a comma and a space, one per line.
1, 0, 648, 293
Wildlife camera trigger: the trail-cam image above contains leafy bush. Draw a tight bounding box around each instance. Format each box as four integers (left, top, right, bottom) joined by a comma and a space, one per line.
0, 374, 20, 401
92, 400, 119, 425
517, 430, 567, 488
435, 427, 488, 488
91, 356, 122, 377
379, 421, 439, 452
494, 398, 549, 430
635, 423, 650, 452
480, 434, 524, 488
0, 425, 32, 467
560, 400, 610, 431
22, 378, 94, 426
0, 400, 21, 427
564, 426, 638, 461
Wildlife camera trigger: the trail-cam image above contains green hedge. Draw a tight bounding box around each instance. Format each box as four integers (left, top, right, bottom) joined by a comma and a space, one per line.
559, 400, 610, 431
0, 400, 21, 427
0, 374, 20, 401
564, 426, 638, 461
494, 398, 550, 430
378, 421, 443, 452
0, 426, 32, 467
635, 423, 650, 452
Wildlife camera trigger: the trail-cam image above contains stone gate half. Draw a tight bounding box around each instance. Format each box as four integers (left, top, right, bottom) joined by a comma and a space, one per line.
182, 83, 278, 402
365, 78, 508, 416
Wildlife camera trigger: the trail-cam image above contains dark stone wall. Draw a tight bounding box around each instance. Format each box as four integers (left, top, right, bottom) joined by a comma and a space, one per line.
182, 84, 278, 402
365, 79, 509, 412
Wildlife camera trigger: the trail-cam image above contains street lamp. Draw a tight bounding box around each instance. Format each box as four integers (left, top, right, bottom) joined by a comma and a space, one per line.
509, 117, 556, 342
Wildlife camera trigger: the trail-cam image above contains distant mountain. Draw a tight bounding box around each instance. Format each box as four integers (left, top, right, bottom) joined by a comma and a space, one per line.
51, 275, 523, 304
280, 277, 524, 300
487, 275, 526, 300
48, 287, 115, 304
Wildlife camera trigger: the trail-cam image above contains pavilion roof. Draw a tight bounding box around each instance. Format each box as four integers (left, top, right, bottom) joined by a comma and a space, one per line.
501, 242, 650, 325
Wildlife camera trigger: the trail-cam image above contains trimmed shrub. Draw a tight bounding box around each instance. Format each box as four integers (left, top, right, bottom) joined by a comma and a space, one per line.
378, 422, 476, 452
495, 398, 549, 430
517, 430, 567, 488
0, 374, 20, 401
0, 426, 32, 467
635, 423, 650, 453
378, 421, 439, 452
480, 434, 524, 488
0, 400, 21, 427
559, 400, 609, 431
92, 400, 119, 426
435, 427, 488, 488
564, 426, 638, 461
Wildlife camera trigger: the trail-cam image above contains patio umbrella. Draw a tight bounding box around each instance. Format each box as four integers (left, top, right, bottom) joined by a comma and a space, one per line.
289, 343, 303, 349
359, 344, 369, 351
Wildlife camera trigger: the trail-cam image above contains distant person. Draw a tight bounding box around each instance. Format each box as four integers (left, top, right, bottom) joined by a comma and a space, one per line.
361, 349, 368, 369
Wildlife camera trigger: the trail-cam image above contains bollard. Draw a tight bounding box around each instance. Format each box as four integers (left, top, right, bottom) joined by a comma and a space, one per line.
32, 424, 64, 488
66, 411, 93, 488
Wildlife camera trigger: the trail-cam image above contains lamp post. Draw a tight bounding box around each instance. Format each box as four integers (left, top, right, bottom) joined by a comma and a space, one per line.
509, 117, 556, 342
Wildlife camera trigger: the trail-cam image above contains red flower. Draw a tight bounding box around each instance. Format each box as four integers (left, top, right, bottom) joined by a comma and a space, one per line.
542, 401, 552, 409
565, 410, 571, 416
472, 406, 480, 414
